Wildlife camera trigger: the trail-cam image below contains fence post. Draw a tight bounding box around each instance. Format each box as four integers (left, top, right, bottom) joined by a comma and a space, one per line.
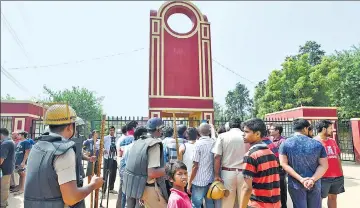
350, 118, 360, 164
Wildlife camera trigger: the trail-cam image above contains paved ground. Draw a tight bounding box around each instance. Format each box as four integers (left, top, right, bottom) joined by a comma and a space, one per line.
7, 161, 360, 208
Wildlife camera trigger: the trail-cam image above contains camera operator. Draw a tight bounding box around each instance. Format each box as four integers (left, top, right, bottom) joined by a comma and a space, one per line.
103, 126, 118, 195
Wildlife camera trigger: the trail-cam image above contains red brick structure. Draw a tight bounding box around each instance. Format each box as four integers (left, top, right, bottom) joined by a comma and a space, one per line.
0, 100, 46, 133
148, 1, 214, 123
265, 106, 338, 140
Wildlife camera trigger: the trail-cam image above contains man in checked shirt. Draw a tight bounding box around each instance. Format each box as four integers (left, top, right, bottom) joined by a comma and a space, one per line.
269, 124, 287, 208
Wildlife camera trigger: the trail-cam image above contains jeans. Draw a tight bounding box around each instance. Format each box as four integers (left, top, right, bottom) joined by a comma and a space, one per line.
288, 185, 321, 208
116, 179, 127, 208
191, 184, 221, 208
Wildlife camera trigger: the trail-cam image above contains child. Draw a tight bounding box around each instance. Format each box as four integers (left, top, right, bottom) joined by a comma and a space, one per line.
166, 161, 192, 208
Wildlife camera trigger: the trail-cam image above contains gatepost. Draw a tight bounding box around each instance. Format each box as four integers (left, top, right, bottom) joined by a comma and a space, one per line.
350, 118, 360, 164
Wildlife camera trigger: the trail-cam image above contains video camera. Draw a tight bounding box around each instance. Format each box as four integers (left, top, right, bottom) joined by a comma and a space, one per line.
110, 136, 117, 154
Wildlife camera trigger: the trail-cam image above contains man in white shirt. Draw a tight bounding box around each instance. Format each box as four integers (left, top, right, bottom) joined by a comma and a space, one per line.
103, 126, 118, 194
212, 118, 246, 208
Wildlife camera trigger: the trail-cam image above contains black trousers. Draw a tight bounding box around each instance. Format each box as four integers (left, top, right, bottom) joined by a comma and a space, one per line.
126, 196, 144, 208
280, 172, 287, 208
102, 158, 117, 191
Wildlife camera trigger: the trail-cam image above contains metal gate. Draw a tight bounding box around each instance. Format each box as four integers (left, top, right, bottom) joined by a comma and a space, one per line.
30, 119, 91, 140
30, 119, 46, 140
337, 120, 355, 161
1, 116, 13, 133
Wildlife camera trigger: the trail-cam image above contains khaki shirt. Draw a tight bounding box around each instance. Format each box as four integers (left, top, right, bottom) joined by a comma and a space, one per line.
147, 144, 161, 183
50, 133, 76, 208
212, 128, 245, 169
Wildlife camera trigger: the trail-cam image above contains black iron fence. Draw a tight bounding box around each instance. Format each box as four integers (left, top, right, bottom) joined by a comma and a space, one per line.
30, 117, 295, 138
30, 119, 91, 141
337, 120, 355, 161
1, 116, 13, 133
88, 117, 295, 137
29, 117, 355, 161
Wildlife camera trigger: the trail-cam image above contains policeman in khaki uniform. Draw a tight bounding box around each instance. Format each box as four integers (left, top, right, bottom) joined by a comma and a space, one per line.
24, 104, 104, 208
123, 117, 168, 208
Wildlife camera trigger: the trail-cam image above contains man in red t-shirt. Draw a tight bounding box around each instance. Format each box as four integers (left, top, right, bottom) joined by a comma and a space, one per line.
315, 120, 344, 208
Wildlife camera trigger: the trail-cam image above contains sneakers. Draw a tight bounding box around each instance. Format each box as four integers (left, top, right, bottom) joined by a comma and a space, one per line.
109, 190, 118, 194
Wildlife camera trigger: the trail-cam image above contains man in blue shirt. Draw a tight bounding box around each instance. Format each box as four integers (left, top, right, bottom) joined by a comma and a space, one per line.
279, 119, 328, 208
13, 131, 32, 195
0, 128, 16, 208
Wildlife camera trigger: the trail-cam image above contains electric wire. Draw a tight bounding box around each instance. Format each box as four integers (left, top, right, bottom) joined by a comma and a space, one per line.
1, 66, 30, 93
7, 47, 145, 70
212, 58, 256, 84
1, 10, 30, 59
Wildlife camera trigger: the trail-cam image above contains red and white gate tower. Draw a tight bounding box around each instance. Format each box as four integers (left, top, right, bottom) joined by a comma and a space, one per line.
148, 1, 214, 124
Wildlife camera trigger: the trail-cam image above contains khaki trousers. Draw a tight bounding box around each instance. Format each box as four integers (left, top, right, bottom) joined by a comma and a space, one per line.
1, 174, 11, 207
10, 172, 19, 187
141, 186, 167, 208
221, 170, 244, 208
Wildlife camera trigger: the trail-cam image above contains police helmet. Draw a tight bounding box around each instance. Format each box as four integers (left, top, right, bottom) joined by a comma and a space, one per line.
146, 117, 164, 131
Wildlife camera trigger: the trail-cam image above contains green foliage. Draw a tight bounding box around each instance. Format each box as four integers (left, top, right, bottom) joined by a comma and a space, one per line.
298, 40, 326, 66
253, 41, 360, 119
214, 101, 226, 120
42, 86, 104, 121
253, 80, 266, 117
225, 82, 251, 120
327, 46, 360, 118
1, 94, 16, 100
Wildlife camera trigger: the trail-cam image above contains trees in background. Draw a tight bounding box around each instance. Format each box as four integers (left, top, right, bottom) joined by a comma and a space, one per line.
214, 101, 226, 120
214, 82, 252, 121
252, 42, 360, 119
42, 86, 104, 121
225, 83, 251, 120
1, 94, 16, 100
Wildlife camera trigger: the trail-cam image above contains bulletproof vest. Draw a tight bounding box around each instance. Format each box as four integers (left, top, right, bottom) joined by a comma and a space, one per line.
24, 134, 85, 208
72, 136, 86, 181
122, 136, 168, 201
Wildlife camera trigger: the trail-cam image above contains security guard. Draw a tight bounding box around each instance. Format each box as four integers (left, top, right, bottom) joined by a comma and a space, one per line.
24, 104, 103, 208
123, 117, 168, 208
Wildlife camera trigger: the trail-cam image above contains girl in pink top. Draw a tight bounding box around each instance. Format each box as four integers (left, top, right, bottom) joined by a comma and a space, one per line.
166, 161, 192, 208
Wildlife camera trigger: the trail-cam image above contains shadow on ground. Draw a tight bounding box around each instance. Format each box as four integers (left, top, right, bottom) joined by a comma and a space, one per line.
344, 177, 359, 188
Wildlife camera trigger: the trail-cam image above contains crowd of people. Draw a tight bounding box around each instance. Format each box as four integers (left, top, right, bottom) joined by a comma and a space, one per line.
0, 129, 34, 208
0, 103, 345, 208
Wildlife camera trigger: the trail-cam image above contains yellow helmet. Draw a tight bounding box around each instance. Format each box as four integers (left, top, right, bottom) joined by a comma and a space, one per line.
206, 181, 229, 200
44, 104, 77, 125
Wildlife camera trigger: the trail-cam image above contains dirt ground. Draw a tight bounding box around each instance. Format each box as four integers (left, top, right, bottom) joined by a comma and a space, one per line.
7, 161, 360, 208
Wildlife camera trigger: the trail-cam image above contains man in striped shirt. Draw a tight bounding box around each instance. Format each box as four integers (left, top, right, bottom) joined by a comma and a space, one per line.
262, 137, 278, 157
188, 123, 221, 208
240, 118, 281, 208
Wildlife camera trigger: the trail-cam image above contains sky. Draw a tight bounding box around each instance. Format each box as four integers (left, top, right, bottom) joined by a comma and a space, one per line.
1, 1, 360, 117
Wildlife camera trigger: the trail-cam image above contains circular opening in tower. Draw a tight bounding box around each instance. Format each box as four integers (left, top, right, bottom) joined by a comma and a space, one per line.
167, 13, 194, 34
